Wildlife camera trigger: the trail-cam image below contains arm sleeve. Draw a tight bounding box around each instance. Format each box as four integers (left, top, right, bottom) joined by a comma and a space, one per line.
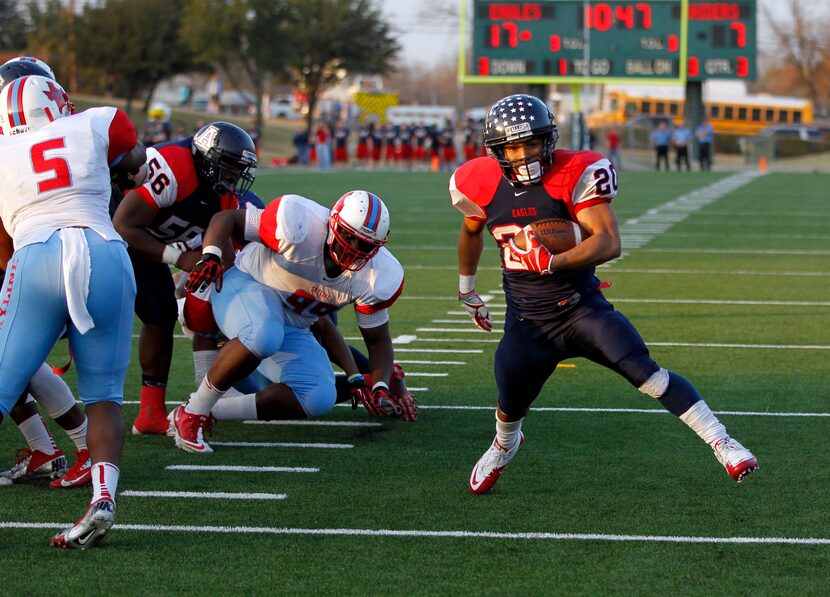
244, 208, 263, 243
571, 157, 617, 214
355, 308, 390, 329
106, 109, 138, 165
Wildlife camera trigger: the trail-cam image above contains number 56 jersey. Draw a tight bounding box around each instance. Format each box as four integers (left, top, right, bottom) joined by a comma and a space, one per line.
235, 194, 405, 329
0, 107, 136, 248
450, 150, 617, 321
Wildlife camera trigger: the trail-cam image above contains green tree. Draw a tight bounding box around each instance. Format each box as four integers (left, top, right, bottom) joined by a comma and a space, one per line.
181, 0, 292, 132
76, 0, 196, 117
25, 0, 74, 85
284, 0, 400, 133
0, 0, 29, 52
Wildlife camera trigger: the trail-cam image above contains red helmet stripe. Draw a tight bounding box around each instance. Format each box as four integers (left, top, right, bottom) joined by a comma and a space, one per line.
14, 76, 27, 126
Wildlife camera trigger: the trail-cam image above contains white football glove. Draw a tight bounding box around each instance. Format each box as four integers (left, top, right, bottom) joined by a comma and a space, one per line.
459, 290, 493, 332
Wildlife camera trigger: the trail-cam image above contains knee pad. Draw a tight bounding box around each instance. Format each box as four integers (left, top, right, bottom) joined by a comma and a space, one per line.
638, 367, 670, 398
239, 324, 285, 360
297, 382, 336, 418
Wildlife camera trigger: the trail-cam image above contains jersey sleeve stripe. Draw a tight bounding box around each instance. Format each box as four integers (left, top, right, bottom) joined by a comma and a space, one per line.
134, 186, 159, 210
355, 276, 404, 314
258, 196, 283, 252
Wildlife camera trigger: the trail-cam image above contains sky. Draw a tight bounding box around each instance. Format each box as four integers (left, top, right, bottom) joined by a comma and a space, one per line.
379, 0, 826, 67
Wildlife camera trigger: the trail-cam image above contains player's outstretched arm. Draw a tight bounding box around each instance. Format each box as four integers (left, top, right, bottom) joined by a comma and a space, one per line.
113, 192, 195, 267
457, 217, 493, 332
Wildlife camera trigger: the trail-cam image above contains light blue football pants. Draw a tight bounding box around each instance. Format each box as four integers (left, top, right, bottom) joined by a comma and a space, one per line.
211, 267, 336, 417
0, 229, 136, 418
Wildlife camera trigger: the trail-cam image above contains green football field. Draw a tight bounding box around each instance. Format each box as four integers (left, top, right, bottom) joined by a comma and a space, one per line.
2, 169, 829, 594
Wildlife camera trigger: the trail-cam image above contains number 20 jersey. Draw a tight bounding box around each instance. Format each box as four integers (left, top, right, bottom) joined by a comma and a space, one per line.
0, 107, 136, 248
450, 150, 617, 321
235, 194, 405, 329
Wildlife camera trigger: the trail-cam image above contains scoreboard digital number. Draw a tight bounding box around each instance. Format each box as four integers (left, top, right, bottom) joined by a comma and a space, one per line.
462, 0, 756, 83
685, 1, 756, 80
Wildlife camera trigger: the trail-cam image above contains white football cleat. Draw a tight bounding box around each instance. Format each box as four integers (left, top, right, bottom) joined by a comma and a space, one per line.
0, 448, 67, 481
51, 498, 115, 550
713, 437, 758, 483
469, 433, 524, 494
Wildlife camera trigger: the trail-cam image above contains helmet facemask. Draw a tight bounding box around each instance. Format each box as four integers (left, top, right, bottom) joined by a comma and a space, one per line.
326, 190, 390, 272
488, 133, 556, 186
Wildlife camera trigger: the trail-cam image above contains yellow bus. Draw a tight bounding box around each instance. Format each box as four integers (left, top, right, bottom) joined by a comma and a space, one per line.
589, 89, 814, 135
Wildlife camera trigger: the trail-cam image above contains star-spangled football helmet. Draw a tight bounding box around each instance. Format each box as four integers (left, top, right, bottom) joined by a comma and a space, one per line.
0, 61, 52, 92
0, 75, 72, 136
483, 94, 559, 187
327, 190, 390, 271
192, 122, 257, 198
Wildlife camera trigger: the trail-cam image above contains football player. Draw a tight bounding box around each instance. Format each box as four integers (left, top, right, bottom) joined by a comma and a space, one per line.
450, 94, 758, 494
171, 190, 416, 454
112, 122, 258, 435
0, 58, 91, 489
0, 75, 144, 547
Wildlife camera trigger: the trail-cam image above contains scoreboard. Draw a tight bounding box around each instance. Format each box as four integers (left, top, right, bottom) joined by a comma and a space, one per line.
461, 0, 756, 83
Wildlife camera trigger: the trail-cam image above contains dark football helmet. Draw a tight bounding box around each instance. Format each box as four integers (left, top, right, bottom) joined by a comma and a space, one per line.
483, 94, 559, 187
0, 61, 52, 91
192, 122, 257, 197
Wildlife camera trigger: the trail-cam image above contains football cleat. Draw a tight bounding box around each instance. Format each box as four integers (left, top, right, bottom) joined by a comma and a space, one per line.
713, 437, 759, 483
171, 404, 214, 454
49, 448, 92, 489
469, 433, 525, 494
0, 448, 67, 481
131, 407, 174, 436
51, 498, 115, 550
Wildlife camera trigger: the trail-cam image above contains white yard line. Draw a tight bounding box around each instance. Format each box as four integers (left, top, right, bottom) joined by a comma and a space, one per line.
165, 465, 318, 473
243, 420, 382, 428
120, 490, 287, 500
394, 360, 466, 365
414, 405, 830, 417
601, 267, 830, 278
210, 441, 353, 449
2, 521, 829, 545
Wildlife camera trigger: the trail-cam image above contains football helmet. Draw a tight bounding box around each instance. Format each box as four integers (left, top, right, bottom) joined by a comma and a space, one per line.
0, 75, 72, 136
192, 122, 257, 198
483, 94, 559, 187
1, 56, 55, 82
0, 61, 52, 91
327, 190, 389, 271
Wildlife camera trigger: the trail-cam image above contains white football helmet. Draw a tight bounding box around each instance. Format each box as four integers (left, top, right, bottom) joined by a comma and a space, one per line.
327, 190, 390, 271
2, 56, 56, 81
0, 75, 72, 136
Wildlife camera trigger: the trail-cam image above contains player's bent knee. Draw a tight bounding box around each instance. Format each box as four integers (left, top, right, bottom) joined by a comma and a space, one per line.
638, 367, 670, 398
298, 383, 337, 418
239, 326, 285, 360
654, 371, 701, 416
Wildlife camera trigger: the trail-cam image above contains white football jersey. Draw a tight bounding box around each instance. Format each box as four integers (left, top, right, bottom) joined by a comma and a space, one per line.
0, 107, 127, 249
235, 194, 404, 329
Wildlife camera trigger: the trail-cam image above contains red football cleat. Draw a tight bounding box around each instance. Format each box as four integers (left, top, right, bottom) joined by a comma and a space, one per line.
171, 404, 214, 454
50, 448, 91, 489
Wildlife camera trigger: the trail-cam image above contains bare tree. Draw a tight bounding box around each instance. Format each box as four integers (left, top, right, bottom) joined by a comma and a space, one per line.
760, 0, 830, 113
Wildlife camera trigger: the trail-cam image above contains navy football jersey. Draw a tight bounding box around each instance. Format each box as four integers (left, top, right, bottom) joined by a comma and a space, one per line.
450, 151, 617, 320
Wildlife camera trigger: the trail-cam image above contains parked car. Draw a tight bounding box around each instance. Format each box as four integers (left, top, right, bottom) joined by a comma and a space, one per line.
269, 98, 301, 120
757, 125, 822, 142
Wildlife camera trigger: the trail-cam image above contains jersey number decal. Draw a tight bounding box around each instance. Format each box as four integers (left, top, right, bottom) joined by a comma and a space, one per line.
31, 138, 72, 194
154, 215, 203, 243
147, 157, 171, 194
491, 224, 527, 271
285, 290, 338, 317
593, 164, 618, 196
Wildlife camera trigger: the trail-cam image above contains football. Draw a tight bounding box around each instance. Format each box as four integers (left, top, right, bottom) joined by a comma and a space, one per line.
512, 218, 589, 253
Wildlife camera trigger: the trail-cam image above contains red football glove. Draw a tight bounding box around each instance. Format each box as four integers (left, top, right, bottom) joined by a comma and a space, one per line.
185, 253, 223, 293
347, 374, 373, 412
458, 290, 493, 332
508, 227, 555, 274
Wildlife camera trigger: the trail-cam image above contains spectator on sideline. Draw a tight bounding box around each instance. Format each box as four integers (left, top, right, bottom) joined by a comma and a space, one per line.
672, 121, 692, 171
315, 123, 332, 171
695, 118, 715, 171
606, 127, 622, 170
651, 121, 671, 171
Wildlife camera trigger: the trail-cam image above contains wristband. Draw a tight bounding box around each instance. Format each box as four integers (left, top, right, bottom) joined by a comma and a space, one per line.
161, 244, 183, 265
372, 381, 389, 392
202, 245, 223, 259
347, 373, 364, 386
459, 274, 476, 294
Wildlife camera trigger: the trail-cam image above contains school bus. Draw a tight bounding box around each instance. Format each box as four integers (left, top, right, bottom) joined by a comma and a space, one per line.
588, 89, 814, 135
